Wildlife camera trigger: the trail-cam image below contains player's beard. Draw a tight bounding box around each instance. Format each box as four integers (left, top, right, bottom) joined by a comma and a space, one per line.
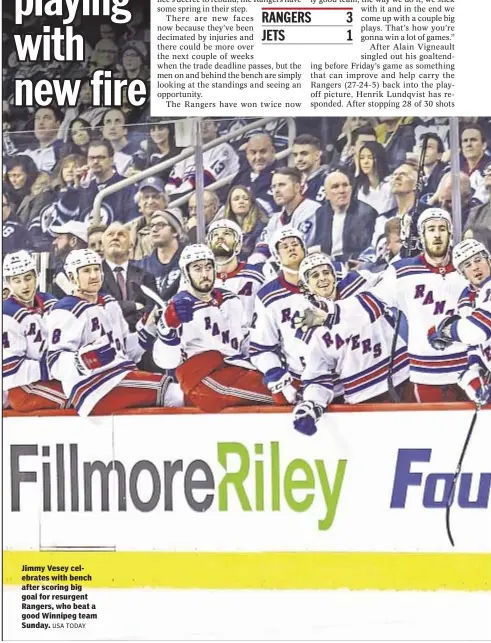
426, 239, 449, 259
190, 275, 214, 294
212, 242, 234, 259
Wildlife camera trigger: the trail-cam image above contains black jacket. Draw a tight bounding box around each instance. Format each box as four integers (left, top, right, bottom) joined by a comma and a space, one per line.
312, 199, 378, 262
101, 260, 157, 332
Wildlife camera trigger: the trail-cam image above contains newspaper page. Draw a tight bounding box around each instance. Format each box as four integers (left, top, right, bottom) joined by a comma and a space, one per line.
2, 0, 491, 639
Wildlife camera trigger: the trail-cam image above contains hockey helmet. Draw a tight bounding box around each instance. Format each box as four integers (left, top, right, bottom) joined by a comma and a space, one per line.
64, 248, 102, 287
179, 244, 215, 286
269, 225, 306, 265
206, 219, 243, 257
3, 250, 37, 279
452, 238, 491, 275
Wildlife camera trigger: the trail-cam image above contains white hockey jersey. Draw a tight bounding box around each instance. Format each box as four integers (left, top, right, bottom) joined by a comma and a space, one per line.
153, 288, 249, 370
454, 276, 491, 376
166, 143, 240, 195
3, 292, 57, 391
214, 262, 265, 328
370, 254, 468, 385
301, 272, 409, 407
46, 294, 147, 416
253, 198, 320, 258
249, 274, 313, 379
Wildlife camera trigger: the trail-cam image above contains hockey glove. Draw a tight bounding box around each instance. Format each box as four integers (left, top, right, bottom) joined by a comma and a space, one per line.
293, 302, 335, 333
75, 340, 116, 376
263, 367, 298, 403
293, 400, 324, 437
458, 365, 491, 406
136, 319, 156, 351
164, 292, 195, 328
427, 315, 460, 351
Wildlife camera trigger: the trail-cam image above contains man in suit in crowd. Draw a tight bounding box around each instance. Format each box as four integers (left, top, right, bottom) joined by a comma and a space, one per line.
312, 168, 378, 263
101, 221, 157, 332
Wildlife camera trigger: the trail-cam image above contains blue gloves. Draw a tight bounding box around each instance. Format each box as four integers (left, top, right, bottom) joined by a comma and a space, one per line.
293, 401, 324, 436
427, 315, 460, 351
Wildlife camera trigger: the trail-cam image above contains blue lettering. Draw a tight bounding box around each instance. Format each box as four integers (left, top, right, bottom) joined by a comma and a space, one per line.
204, 317, 211, 331
390, 448, 428, 508
281, 308, 291, 323
391, 448, 491, 509
238, 282, 253, 297
433, 300, 446, 316
423, 291, 434, 306
414, 284, 425, 299
91, 318, 100, 332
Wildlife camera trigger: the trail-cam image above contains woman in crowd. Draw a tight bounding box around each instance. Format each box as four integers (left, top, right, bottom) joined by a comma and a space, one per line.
354, 141, 395, 215
133, 118, 182, 184
3, 155, 39, 214
222, 185, 269, 260
62, 117, 92, 157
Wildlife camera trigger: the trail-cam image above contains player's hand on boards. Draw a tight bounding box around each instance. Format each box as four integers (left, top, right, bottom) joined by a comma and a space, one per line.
293, 401, 323, 436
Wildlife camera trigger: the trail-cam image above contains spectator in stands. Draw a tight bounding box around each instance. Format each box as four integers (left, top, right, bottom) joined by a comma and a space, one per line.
383, 163, 417, 219
253, 167, 320, 258
464, 161, 491, 243
222, 185, 269, 260
312, 168, 378, 262
2, 192, 31, 255
14, 171, 51, 244
384, 216, 403, 262
416, 133, 448, 197
101, 221, 156, 331
133, 118, 181, 184
354, 141, 395, 215
23, 106, 64, 172
460, 123, 490, 204
137, 209, 184, 296
426, 171, 477, 229
127, 177, 169, 260
102, 108, 137, 176
376, 117, 416, 172
292, 134, 329, 203
55, 139, 136, 226
121, 42, 149, 81
50, 221, 88, 296
62, 117, 92, 157
87, 223, 106, 258
230, 133, 278, 214
4, 155, 39, 214
166, 118, 239, 197
92, 38, 120, 74
337, 121, 377, 170
186, 189, 220, 244
58, 79, 106, 139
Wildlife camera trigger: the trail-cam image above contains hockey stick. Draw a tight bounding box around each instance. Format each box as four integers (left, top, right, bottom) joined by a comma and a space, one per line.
387, 136, 429, 402
445, 376, 490, 547
140, 284, 167, 310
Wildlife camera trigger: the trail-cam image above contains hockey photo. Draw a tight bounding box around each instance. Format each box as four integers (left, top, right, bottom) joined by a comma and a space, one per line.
3, 114, 491, 419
